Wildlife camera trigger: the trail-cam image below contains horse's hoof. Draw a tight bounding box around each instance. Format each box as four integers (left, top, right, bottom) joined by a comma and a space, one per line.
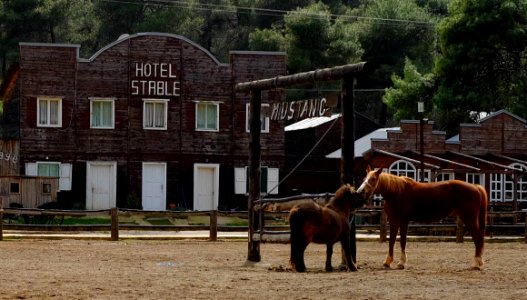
396, 264, 405, 270
383, 264, 391, 269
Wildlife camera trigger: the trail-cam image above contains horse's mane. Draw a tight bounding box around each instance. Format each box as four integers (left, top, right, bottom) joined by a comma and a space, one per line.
378, 173, 414, 194
327, 184, 355, 209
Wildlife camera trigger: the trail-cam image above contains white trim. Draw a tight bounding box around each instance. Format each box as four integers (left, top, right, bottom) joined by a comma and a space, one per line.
86, 161, 117, 210
90, 98, 115, 129
37, 97, 62, 127
245, 103, 270, 133
193, 163, 220, 210
195, 101, 219, 132
143, 98, 169, 130
142, 162, 167, 210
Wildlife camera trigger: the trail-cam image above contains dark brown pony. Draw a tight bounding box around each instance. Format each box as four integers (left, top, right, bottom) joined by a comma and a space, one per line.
288, 184, 366, 272
356, 167, 488, 270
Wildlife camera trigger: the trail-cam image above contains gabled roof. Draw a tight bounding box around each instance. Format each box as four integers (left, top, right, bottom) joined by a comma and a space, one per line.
479, 109, 526, 124
326, 127, 399, 158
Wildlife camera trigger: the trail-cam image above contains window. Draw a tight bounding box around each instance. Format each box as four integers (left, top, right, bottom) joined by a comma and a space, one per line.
245, 103, 270, 133
490, 163, 527, 202
10, 182, 19, 194
37, 162, 60, 177
42, 183, 52, 194
37, 97, 62, 127
90, 98, 115, 129
234, 167, 279, 195
466, 173, 484, 186
435, 172, 454, 182
25, 162, 72, 191
195, 102, 219, 131
143, 99, 168, 130
388, 160, 417, 180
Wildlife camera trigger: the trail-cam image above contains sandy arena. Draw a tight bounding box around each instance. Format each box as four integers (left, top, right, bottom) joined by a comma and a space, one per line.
0, 238, 525, 299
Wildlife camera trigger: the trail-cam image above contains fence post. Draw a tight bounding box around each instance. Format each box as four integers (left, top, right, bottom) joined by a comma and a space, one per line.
110, 207, 119, 241
456, 216, 464, 243
209, 210, 218, 241
0, 197, 3, 241
379, 210, 387, 243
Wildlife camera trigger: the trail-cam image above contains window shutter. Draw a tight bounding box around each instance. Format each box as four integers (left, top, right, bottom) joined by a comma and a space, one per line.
234, 167, 247, 194
26, 163, 37, 176
267, 168, 279, 194
60, 163, 72, 191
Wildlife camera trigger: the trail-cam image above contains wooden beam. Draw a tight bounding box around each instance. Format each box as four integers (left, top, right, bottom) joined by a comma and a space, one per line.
409, 151, 480, 171
373, 149, 441, 169
235, 62, 367, 92
448, 151, 524, 172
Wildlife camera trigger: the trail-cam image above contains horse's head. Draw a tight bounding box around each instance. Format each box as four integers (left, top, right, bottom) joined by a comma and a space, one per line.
356, 166, 383, 200
334, 183, 367, 211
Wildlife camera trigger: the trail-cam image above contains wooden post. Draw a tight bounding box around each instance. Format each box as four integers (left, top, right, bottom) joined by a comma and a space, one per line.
209, 210, 218, 241
0, 197, 3, 241
456, 216, 464, 243
524, 212, 526, 244
380, 210, 387, 243
341, 76, 357, 262
110, 207, 119, 241
247, 89, 262, 262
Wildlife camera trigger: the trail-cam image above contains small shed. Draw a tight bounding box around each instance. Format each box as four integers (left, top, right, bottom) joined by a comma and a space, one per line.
0, 176, 58, 208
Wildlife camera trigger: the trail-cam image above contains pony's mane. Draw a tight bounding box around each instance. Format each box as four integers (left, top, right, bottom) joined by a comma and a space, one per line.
378, 173, 414, 194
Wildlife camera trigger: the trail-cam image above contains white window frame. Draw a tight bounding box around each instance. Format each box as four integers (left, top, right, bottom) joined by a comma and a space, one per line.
25, 162, 72, 191
435, 172, 454, 182
245, 103, 270, 133
466, 173, 485, 187
143, 99, 168, 130
195, 101, 219, 132
388, 160, 418, 180
37, 97, 62, 127
90, 97, 115, 129
234, 166, 279, 195
490, 163, 527, 202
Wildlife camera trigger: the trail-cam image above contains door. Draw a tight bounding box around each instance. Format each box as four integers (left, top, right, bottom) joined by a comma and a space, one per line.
193, 164, 219, 211
142, 163, 166, 210
86, 162, 116, 210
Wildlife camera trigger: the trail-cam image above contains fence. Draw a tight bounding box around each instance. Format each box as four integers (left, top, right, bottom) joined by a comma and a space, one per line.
0, 206, 525, 243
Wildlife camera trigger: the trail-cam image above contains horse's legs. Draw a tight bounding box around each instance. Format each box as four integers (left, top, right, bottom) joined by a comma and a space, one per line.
384, 221, 399, 268
340, 234, 358, 272
460, 214, 485, 270
290, 239, 308, 272
397, 220, 409, 269
325, 244, 333, 272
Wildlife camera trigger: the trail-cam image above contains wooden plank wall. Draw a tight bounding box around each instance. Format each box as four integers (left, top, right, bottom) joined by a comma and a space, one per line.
0, 176, 58, 208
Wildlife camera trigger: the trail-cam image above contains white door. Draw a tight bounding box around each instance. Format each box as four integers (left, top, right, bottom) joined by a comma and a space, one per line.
142, 163, 166, 210
193, 164, 219, 211
86, 162, 116, 210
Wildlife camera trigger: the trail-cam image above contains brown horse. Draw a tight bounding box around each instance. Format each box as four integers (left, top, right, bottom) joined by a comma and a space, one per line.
288, 184, 366, 272
356, 167, 488, 270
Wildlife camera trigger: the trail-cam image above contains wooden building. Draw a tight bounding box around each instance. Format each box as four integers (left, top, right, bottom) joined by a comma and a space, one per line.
0, 33, 286, 210
329, 110, 527, 210
282, 112, 381, 195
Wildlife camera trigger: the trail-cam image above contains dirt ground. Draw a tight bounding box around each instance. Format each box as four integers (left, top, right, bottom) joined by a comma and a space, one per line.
0, 238, 525, 300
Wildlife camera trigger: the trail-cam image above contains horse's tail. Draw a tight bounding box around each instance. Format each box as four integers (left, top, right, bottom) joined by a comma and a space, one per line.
476, 185, 488, 236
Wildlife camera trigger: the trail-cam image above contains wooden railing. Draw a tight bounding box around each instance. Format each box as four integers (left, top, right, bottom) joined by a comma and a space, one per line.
0, 207, 525, 243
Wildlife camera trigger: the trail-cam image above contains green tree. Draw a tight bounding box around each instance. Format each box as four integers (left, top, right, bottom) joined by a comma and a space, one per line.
384, 58, 436, 121
352, 0, 437, 88
434, 0, 527, 134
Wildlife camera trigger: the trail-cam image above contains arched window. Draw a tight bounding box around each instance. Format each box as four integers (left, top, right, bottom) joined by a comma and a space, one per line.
388, 160, 417, 180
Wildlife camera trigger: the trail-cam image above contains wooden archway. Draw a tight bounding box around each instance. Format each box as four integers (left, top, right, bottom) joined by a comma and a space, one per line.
235, 62, 368, 262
